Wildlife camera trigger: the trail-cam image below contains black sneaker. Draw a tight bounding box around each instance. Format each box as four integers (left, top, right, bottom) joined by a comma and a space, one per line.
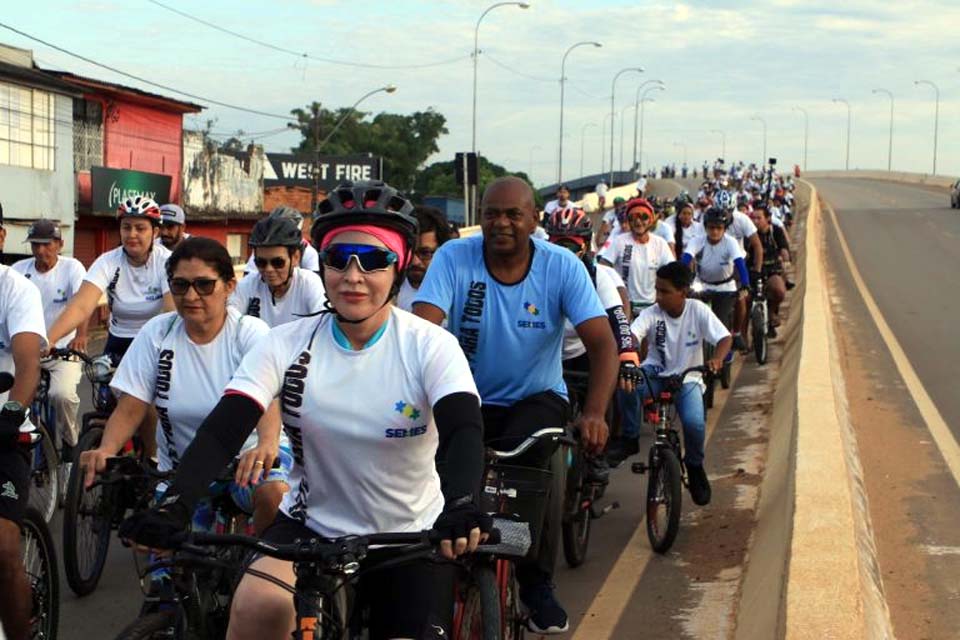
687, 464, 712, 506
605, 436, 639, 468
520, 579, 569, 634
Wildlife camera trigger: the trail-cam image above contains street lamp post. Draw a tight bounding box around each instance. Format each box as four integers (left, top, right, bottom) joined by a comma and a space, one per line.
580, 122, 597, 179
750, 115, 767, 163
619, 103, 635, 172
313, 85, 396, 211
558, 40, 602, 183
471, 2, 529, 225
872, 88, 894, 171
792, 106, 809, 171
601, 111, 614, 176
914, 80, 940, 175
709, 129, 726, 160
631, 80, 664, 175
832, 98, 851, 170
609, 66, 644, 186
637, 96, 656, 179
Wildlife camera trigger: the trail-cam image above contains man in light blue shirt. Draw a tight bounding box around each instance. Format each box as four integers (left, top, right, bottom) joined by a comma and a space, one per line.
415, 176, 617, 635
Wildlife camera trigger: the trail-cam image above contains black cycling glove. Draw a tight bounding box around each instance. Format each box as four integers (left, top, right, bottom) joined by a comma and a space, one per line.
118, 494, 192, 550
433, 496, 493, 541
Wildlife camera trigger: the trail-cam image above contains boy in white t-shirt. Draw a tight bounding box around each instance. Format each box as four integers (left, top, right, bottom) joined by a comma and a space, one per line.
621, 261, 732, 506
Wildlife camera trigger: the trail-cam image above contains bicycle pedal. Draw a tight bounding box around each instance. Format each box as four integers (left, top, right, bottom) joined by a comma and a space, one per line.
631, 462, 648, 474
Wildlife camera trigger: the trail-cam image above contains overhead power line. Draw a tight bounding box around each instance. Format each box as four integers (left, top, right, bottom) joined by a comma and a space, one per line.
147, 0, 471, 70
0, 21, 296, 121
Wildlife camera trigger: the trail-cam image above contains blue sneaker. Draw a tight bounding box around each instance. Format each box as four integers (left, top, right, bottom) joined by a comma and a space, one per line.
521, 578, 569, 634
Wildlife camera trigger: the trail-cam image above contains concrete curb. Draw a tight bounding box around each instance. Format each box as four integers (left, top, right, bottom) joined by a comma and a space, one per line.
784, 181, 892, 639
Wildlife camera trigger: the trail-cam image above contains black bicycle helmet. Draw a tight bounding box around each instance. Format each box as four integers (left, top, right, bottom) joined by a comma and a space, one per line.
311, 180, 418, 265
249, 215, 302, 248
269, 205, 304, 228
702, 206, 730, 227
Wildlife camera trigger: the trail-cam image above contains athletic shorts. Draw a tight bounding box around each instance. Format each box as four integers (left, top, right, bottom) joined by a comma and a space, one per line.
0, 449, 30, 525
254, 513, 456, 639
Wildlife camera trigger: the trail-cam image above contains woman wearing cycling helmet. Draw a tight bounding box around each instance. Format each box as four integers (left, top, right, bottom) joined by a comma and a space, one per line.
230, 214, 327, 328
120, 181, 488, 640
48, 196, 174, 363
79, 237, 291, 534
681, 207, 750, 337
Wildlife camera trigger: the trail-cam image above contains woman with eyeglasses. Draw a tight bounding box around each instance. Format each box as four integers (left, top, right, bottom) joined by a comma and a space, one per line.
230, 215, 327, 328
119, 181, 488, 640
79, 237, 291, 535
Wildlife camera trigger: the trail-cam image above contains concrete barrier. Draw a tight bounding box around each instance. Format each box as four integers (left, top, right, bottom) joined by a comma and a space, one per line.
803, 170, 956, 190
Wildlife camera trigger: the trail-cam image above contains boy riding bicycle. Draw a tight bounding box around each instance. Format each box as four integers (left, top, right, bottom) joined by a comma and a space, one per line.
628, 261, 732, 506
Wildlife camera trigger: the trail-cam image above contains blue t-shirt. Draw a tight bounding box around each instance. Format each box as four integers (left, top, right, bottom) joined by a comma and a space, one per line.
414, 235, 605, 406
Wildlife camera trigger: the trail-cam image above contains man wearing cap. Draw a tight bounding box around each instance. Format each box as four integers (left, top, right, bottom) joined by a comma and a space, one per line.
12, 219, 88, 466
0, 205, 47, 640
158, 204, 191, 251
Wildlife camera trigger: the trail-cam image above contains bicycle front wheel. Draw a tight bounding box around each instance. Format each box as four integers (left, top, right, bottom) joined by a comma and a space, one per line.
27, 423, 59, 522
561, 447, 591, 568
645, 446, 683, 554
752, 304, 768, 365
21, 506, 60, 640
64, 426, 114, 596
456, 563, 503, 640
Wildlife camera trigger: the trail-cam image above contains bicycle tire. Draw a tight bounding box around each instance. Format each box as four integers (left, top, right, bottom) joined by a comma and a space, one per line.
27, 422, 60, 523
720, 360, 731, 390
456, 564, 503, 640
561, 448, 591, 568
64, 426, 113, 597
113, 610, 181, 640
21, 506, 60, 640
645, 446, 683, 554
752, 305, 768, 365
499, 560, 525, 640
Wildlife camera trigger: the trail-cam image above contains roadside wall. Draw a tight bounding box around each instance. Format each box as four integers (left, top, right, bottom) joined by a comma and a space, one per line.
803, 170, 955, 189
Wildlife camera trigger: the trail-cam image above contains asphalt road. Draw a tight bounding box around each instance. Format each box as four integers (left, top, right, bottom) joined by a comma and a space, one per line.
814, 177, 960, 639
47, 179, 781, 639
811, 178, 960, 436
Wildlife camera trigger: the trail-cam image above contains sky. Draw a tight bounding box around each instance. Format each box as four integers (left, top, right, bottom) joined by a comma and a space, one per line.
3, 0, 960, 187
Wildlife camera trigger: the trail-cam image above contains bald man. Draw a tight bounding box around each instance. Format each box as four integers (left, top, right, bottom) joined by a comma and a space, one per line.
414, 176, 617, 634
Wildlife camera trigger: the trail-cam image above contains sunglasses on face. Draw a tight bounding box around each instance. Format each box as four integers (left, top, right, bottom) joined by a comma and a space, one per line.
169, 277, 219, 296
254, 256, 288, 270
320, 243, 398, 273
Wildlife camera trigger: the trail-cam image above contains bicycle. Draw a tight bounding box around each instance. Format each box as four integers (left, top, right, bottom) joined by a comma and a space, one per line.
111, 457, 259, 640
0, 372, 60, 640
750, 273, 769, 365
630, 365, 712, 554
560, 371, 618, 569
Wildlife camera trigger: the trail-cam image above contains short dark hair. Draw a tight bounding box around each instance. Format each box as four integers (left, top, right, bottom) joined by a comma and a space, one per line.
656, 261, 693, 290
412, 205, 450, 245
166, 236, 236, 282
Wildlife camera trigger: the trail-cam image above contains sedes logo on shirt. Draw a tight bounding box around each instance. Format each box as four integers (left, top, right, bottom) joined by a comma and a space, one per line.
386, 401, 427, 438
517, 301, 546, 330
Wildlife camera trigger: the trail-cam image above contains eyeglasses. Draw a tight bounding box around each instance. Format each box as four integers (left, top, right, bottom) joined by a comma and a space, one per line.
168, 277, 219, 296
254, 256, 288, 270
320, 243, 398, 273
414, 247, 437, 260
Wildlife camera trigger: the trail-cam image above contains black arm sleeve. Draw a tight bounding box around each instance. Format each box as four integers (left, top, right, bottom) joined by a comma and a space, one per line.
606, 305, 634, 354
433, 392, 484, 503
166, 394, 264, 509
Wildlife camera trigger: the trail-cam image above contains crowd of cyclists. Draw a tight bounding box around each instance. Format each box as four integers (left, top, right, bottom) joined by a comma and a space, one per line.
0, 157, 796, 638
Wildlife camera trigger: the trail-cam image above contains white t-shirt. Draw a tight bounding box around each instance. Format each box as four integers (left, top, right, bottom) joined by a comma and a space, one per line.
0, 266, 47, 403
225, 308, 479, 539
599, 233, 674, 306
726, 211, 758, 247
230, 268, 327, 328
650, 221, 676, 250
395, 278, 418, 313
601, 210, 618, 229
562, 263, 622, 361
244, 241, 320, 275
685, 234, 746, 293
595, 182, 608, 198
12, 257, 86, 349
543, 199, 571, 216
662, 218, 705, 255
110, 308, 271, 472
631, 299, 730, 383
84, 246, 172, 338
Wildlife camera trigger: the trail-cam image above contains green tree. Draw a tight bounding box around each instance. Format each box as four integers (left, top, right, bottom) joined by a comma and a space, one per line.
288, 102, 448, 193
413, 157, 542, 208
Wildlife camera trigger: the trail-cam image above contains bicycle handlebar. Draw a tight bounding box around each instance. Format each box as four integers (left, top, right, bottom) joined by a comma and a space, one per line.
638, 365, 712, 394
487, 427, 565, 460
45, 347, 96, 364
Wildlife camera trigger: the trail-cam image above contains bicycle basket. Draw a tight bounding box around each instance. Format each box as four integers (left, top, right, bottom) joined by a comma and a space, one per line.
479, 463, 553, 553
